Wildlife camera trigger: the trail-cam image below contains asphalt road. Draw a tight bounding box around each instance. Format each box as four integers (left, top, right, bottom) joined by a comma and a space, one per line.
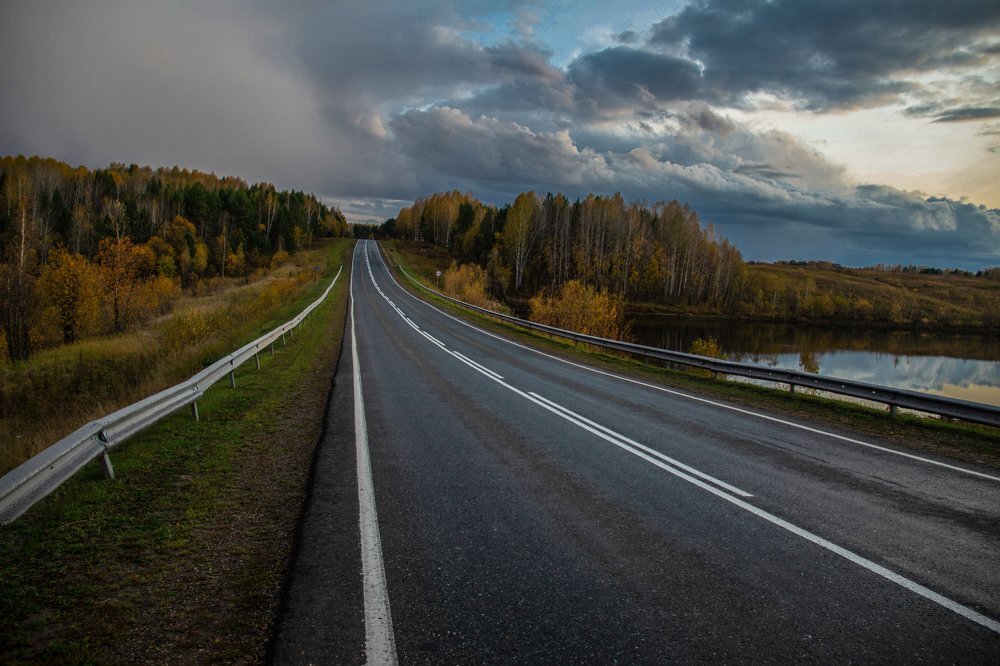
272, 240, 1000, 664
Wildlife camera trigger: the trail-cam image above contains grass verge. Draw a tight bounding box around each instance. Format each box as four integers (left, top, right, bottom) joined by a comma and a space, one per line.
0, 241, 345, 476
0, 240, 353, 664
381, 242, 1000, 470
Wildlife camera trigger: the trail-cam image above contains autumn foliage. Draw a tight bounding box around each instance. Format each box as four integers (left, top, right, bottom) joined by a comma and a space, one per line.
0, 155, 350, 361
441, 262, 509, 313
529, 280, 630, 341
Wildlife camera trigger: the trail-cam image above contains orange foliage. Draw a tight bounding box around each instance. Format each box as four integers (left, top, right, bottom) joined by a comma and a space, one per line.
529, 280, 629, 340
442, 262, 509, 313
37, 248, 101, 344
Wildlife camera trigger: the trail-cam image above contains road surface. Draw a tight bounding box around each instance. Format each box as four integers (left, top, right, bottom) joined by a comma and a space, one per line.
273, 240, 999, 663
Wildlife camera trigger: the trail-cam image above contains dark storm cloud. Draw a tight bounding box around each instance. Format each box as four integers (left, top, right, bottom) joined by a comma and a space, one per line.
0, 0, 334, 189
567, 47, 704, 115
648, 0, 1000, 110
389, 106, 611, 191
616, 30, 639, 44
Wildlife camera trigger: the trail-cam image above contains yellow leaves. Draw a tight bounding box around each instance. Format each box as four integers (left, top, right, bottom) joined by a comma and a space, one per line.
529, 280, 629, 341
442, 262, 509, 313
36, 248, 101, 344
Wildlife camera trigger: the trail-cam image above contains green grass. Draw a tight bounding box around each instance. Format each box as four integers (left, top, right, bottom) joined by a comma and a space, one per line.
382, 242, 1000, 469
0, 239, 353, 664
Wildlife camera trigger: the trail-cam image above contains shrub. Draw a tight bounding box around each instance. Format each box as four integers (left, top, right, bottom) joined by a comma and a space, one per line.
529, 280, 629, 340
443, 262, 510, 313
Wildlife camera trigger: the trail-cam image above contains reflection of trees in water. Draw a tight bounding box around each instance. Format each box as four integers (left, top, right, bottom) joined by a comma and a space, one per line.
799, 351, 820, 374
629, 316, 1000, 362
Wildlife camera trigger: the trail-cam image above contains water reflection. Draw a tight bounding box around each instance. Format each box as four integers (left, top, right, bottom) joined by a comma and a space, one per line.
630, 317, 1000, 407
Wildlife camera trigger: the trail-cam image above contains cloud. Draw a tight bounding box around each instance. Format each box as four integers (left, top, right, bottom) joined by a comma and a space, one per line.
0, 0, 334, 188
931, 107, 1000, 123
567, 47, 704, 116
389, 106, 613, 196
648, 0, 1000, 110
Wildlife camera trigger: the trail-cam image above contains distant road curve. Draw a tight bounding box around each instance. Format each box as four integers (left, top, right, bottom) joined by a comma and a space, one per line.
273, 240, 999, 664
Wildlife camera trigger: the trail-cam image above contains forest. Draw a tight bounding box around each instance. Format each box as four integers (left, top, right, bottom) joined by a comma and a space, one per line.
383, 190, 1000, 333
386, 190, 742, 305
0, 155, 348, 362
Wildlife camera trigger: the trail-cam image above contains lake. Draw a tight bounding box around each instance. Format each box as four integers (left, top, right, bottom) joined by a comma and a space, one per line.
628, 316, 1000, 408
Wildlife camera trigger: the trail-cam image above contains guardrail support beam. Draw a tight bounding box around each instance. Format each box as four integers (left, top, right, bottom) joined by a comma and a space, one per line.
229, 371, 236, 389
255, 353, 260, 370
889, 404, 898, 417
99, 452, 115, 479
191, 401, 199, 421
788, 383, 795, 393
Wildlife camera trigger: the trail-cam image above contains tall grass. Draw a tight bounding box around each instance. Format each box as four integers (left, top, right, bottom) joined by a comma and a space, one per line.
0, 240, 346, 476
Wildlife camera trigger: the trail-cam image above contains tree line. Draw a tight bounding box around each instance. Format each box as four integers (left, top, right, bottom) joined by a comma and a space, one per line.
0, 155, 349, 361
384, 189, 743, 307
383, 190, 1000, 332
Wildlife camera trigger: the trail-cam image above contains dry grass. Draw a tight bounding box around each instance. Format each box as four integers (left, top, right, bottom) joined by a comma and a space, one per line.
0, 241, 341, 476
737, 262, 1000, 330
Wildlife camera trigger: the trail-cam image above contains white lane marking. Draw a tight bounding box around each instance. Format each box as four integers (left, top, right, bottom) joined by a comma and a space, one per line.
378, 256, 1000, 485
423, 332, 445, 347
366, 243, 1000, 635
363, 246, 743, 495
351, 244, 398, 665
530, 392, 753, 498
452, 351, 504, 381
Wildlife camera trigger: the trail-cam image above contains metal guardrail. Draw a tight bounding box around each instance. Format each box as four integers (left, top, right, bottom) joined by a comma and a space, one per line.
0, 265, 344, 525
395, 265, 1000, 429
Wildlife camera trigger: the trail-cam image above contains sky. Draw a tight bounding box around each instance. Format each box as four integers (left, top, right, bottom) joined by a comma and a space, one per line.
1, 0, 998, 268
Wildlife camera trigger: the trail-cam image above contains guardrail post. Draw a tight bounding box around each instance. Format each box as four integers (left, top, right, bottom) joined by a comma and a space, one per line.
788, 383, 796, 393
255, 353, 260, 370
270, 342, 275, 356
99, 450, 115, 479
889, 404, 898, 417
281, 333, 287, 346
229, 370, 236, 389
191, 401, 199, 421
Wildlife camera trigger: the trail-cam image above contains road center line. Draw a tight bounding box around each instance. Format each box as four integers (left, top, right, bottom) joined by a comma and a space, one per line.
352, 244, 398, 665
530, 392, 753, 498
364, 241, 1000, 636
380, 251, 999, 484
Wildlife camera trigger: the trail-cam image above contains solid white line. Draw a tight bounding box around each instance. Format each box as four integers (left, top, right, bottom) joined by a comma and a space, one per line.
530, 392, 753, 498
453, 351, 504, 380
420, 330, 448, 350
351, 244, 398, 665
424, 332, 445, 347
381, 256, 999, 484
368, 243, 1000, 634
